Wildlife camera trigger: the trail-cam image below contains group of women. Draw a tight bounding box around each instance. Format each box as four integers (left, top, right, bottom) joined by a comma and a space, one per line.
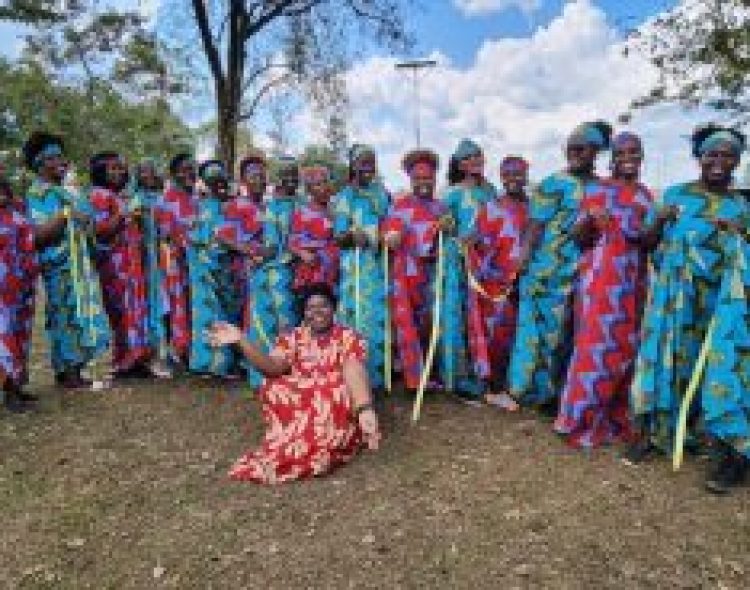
0, 121, 748, 493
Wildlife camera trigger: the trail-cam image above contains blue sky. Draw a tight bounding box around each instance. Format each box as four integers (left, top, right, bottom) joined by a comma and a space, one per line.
412, 0, 679, 66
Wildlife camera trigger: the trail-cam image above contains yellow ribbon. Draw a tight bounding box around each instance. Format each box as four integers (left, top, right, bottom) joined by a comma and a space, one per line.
462, 244, 515, 303
383, 243, 392, 393
354, 245, 362, 330
412, 230, 444, 423
253, 308, 272, 350
673, 316, 715, 471
64, 206, 84, 321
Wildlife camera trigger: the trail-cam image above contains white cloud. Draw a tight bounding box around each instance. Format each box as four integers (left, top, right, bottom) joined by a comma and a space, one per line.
290, 0, 741, 193
453, 0, 542, 17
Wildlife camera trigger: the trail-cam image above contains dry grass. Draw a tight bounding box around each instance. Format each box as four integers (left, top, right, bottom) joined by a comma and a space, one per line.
1, 317, 748, 589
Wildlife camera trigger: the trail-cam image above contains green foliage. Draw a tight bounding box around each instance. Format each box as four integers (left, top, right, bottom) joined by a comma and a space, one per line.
632, 0, 750, 119
0, 59, 193, 178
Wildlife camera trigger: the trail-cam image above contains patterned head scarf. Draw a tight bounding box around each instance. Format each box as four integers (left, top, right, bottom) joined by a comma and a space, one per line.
402, 148, 439, 177
500, 155, 529, 175
198, 159, 228, 182
692, 126, 746, 158
452, 138, 482, 161
568, 121, 612, 151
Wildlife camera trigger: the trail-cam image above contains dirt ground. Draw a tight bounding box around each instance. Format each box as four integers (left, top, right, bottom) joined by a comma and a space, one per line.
2, 330, 749, 589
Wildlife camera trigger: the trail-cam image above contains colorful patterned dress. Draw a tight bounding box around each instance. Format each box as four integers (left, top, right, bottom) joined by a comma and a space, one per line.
467, 194, 529, 385
383, 194, 446, 389
134, 186, 169, 361
155, 185, 198, 362
26, 180, 110, 375
216, 196, 268, 387
0, 205, 38, 393
90, 187, 151, 372
507, 173, 595, 405
186, 195, 235, 376
8, 198, 34, 382
555, 181, 653, 448
229, 324, 366, 484
263, 196, 299, 334
631, 183, 750, 457
289, 201, 339, 291
439, 183, 496, 394
332, 184, 390, 389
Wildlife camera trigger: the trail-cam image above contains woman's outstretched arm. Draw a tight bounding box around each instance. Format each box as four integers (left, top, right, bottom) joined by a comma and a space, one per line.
206, 322, 290, 378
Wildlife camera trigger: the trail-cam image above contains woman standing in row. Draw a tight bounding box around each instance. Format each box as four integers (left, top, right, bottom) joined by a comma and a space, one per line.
555, 133, 653, 447
629, 125, 750, 494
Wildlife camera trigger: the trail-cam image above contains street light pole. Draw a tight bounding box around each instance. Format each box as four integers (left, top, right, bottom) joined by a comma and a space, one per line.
395, 59, 437, 148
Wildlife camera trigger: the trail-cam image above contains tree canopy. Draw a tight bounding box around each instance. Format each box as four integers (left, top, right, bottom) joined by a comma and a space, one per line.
632, 0, 750, 121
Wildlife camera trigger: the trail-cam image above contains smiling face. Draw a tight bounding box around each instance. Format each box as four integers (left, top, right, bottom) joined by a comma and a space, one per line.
353, 155, 376, 187
410, 165, 436, 199
174, 159, 197, 190
278, 166, 299, 196
138, 165, 158, 190
458, 152, 485, 179
502, 169, 527, 197
40, 152, 67, 185
565, 141, 597, 176
611, 137, 643, 181
105, 158, 129, 191
242, 163, 266, 199
303, 293, 335, 334
699, 142, 739, 189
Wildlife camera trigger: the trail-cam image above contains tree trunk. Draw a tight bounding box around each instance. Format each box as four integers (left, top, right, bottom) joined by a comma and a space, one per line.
217, 87, 237, 174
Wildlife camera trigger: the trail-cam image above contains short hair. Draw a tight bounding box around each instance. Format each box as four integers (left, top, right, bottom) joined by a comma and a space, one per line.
297, 282, 338, 318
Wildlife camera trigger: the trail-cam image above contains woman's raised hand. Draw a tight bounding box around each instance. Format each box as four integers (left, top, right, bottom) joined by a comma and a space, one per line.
206, 321, 243, 347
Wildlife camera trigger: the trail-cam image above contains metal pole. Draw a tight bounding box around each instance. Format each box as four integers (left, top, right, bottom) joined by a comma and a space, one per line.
395, 59, 437, 148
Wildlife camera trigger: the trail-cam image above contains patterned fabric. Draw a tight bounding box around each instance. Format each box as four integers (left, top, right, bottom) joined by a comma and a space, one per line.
289, 202, 339, 291
467, 195, 529, 385
263, 196, 299, 334
134, 187, 169, 361
555, 181, 653, 448
187, 195, 235, 376
26, 180, 109, 374
90, 187, 151, 372
332, 183, 390, 389
216, 196, 268, 387
228, 324, 365, 484
439, 182, 496, 394
631, 183, 750, 457
507, 173, 593, 405
155, 185, 198, 361
383, 194, 446, 389
0, 206, 37, 391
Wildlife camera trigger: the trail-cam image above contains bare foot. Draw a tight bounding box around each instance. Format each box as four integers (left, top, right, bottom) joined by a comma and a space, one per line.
484, 392, 520, 412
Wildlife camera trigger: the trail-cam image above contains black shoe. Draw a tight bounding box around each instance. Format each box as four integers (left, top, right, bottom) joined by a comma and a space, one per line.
705, 450, 748, 495
4, 393, 30, 414
621, 438, 657, 466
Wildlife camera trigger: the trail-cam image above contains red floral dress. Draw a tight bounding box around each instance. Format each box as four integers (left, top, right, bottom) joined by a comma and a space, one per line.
229, 324, 366, 484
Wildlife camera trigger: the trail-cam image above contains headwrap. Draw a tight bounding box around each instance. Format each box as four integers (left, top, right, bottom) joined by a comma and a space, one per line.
695, 128, 745, 158
500, 155, 529, 175
611, 131, 643, 152
402, 149, 439, 177
301, 161, 334, 185
452, 138, 482, 161
198, 159, 227, 182
349, 144, 375, 166
568, 121, 612, 151
23, 131, 64, 171
239, 150, 267, 177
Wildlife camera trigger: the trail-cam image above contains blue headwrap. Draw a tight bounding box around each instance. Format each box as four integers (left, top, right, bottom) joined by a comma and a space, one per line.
33, 143, 63, 169
697, 129, 745, 157
569, 123, 608, 150
453, 138, 482, 161
199, 160, 227, 181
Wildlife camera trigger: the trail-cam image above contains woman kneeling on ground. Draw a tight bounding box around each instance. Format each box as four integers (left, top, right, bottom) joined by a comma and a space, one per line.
207, 283, 381, 484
